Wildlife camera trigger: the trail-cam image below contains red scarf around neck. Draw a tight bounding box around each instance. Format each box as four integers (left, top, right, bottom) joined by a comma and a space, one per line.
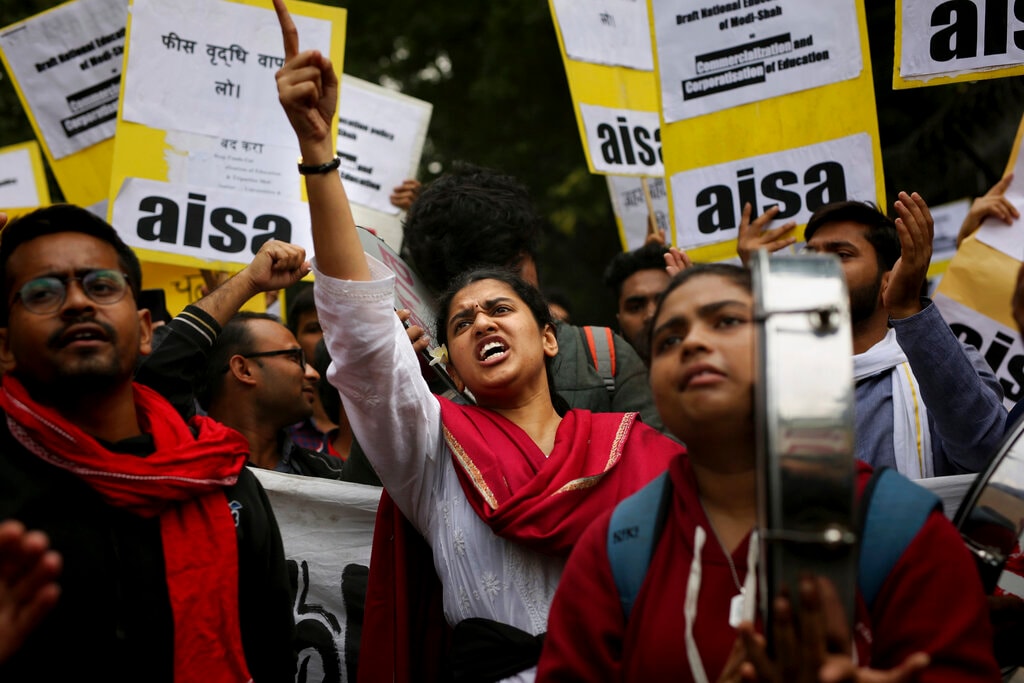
359, 399, 679, 682
0, 374, 254, 683
440, 398, 673, 556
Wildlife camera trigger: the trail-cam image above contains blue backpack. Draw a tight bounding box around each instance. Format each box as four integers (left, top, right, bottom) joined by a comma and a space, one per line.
607, 467, 941, 618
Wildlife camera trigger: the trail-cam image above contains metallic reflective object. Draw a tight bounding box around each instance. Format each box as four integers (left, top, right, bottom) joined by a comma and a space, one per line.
752, 250, 858, 641
954, 417, 1024, 594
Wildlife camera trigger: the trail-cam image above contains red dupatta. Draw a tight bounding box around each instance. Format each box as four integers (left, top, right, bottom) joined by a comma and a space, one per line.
440, 398, 672, 555
358, 398, 679, 682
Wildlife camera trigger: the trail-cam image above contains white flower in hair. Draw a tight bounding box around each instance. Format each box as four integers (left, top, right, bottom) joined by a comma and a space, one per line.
428, 344, 449, 367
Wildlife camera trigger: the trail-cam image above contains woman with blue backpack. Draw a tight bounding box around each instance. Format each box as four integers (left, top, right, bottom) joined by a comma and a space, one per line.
537, 263, 999, 682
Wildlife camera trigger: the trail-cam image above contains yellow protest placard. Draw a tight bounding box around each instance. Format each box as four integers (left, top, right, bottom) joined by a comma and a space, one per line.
650, 0, 885, 261
108, 0, 345, 272
548, 0, 662, 179
894, 0, 1024, 89
933, 111, 1024, 406
140, 261, 266, 316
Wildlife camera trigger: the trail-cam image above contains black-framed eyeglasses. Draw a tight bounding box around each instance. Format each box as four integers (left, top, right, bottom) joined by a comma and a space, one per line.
223, 347, 306, 373
13, 269, 131, 315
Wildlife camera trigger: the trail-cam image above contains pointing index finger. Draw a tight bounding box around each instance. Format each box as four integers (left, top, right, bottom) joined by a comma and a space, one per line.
273, 0, 299, 60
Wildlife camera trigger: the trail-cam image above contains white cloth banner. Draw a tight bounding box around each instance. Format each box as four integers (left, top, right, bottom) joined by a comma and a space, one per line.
253, 470, 381, 683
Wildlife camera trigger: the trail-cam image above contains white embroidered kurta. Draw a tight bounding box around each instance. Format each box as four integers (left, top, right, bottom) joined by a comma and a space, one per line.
314, 257, 560, 681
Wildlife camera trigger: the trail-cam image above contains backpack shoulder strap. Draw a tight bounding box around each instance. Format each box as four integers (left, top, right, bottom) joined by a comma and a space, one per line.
582, 325, 617, 394
858, 467, 942, 607
607, 471, 672, 619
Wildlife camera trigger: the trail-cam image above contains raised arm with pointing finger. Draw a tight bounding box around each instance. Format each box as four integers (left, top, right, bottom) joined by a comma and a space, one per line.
272, 3, 679, 681
273, 0, 368, 283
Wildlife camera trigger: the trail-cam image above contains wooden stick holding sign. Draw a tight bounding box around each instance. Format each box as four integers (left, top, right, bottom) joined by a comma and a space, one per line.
641, 177, 656, 238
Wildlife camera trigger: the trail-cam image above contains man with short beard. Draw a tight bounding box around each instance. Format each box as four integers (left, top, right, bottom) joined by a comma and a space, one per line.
0, 205, 296, 681
802, 193, 1005, 477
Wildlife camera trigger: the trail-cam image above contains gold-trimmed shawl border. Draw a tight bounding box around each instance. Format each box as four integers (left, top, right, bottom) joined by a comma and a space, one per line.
553, 412, 636, 495
443, 424, 499, 510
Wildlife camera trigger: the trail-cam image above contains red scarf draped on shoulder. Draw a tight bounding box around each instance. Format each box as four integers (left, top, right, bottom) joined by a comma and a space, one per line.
441, 399, 673, 555
0, 374, 254, 683
359, 398, 678, 682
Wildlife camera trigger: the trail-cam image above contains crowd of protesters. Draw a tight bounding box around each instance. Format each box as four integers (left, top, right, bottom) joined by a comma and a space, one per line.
1, 1, 1023, 680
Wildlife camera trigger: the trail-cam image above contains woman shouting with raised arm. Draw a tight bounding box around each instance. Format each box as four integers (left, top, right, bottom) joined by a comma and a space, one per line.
271, 2, 680, 681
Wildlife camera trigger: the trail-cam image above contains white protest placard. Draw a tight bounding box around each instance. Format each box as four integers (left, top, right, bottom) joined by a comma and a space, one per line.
337, 76, 431, 215
356, 227, 438, 338
110, 0, 344, 269
0, 0, 125, 160
111, 177, 314, 266
651, 0, 862, 123
900, 0, 1024, 80
121, 0, 330, 148
551, 0, 653, 70
579, 104, 663, 176
930, 197, 971, 266
160, 130, 302, 202
934, 292, 1021, 410
669, 133, 875, 249
252, 469, 380, 683
0, 145, 44, 208
606, 175, 669, 250
975, 151, 1024, 260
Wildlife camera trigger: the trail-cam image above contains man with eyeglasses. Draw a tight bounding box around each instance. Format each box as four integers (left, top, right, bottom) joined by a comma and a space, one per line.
0, 205, 296, 681
136, 240, 344, 480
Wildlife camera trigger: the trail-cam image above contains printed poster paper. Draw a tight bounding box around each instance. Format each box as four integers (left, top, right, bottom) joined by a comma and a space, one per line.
651, 0, 883, 259
935, 284, 1023, 411
0, 0, 124, 206
0, 0, 125, 160
109, 0, 345, 270
928, 197, 970, 277
669, 133, 875, 250
897, 0, 1024, 87
111, 176, 315, 269
606, 175, 670, 250
0, 141, 50, 209
651, 0, 862, 123
337, 76, 431, 216
547, 0, 659, 176
579, 104, 664, 175
933, 109, 1024, 409
551, 0, 654, 70
974, 127, 1024, 261
121, 0, 330, 147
